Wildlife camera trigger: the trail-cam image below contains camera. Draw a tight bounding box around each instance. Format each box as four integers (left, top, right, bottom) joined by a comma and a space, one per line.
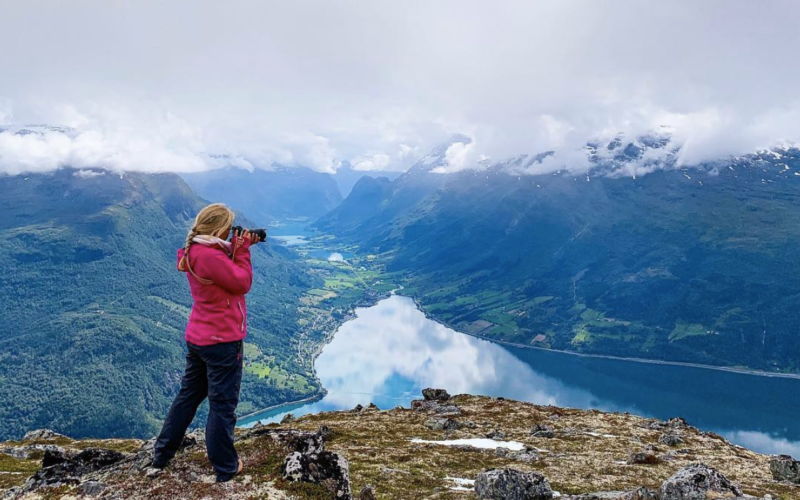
231, 225, 267, 242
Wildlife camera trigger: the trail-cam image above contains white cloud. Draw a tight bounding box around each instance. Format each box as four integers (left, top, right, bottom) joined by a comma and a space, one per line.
352, 153, 390, 171
0, 0, 799, 175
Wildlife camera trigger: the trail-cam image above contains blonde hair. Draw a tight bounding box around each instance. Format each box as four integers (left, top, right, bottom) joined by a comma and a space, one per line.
184, 203, 235, 250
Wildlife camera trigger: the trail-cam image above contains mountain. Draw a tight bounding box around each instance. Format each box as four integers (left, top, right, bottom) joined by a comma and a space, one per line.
181, 165, 342, 231
330, 162, 403, 197
2, 392, 797, 499
314, 135, 469, 235
318, 140, 800, 373
0, 168, 319, 441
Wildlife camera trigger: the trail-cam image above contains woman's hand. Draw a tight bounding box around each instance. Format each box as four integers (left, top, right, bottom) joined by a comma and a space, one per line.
242, 229, 261, 245
238, 229, 261, 245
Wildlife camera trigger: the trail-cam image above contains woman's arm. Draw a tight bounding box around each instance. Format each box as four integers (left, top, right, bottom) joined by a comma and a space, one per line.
200, 237, 254, 295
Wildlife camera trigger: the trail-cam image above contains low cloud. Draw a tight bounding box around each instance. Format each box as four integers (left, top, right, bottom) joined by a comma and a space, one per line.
1, 1, 799, 176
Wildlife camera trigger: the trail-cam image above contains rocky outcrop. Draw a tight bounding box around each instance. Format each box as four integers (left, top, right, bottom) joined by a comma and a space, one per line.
771, 455, 800, 483
21, 430, 67, 442
23, 448, 126, 491
660, 463, 743, 499
1, 392, 797, 500
475, 468, 554, 500
422, 388, 451, 401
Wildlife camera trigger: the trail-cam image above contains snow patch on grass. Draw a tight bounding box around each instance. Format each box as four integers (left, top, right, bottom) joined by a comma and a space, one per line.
411, 438, 525, 450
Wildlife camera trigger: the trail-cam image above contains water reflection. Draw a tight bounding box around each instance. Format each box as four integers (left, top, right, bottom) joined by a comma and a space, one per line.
240, 295, 800, 456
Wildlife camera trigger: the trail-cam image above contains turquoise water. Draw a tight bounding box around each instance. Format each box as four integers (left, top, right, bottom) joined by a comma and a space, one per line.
239, 294, 800, 456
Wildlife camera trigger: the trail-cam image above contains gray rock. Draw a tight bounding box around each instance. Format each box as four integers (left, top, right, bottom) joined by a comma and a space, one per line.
475, 468, 553, 500
486, 429, 506, 439
661, 463, 743, 500
422, 388, 451, 401
25, 448, 126, 492
530, 424, 555, 438
667, 417, 690, 429
78, 480, 107, 496
566, 489, 660, 500
21, 429, 66, 442
181, 428, 205, 450
366, 403, 380, 411
659, 432, 684, 446
351, 404, 364, 413
1, 487, 21, 500
281, 413, 297, 424
424, 417, 460, 431
359, 484, 376, 500
0, 444, 64, 460
283, 450, 352, 499
495, 446, 541, 463
770, 454, 800, 483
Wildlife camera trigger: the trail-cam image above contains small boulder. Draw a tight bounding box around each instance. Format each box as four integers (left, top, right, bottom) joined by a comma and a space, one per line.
495, 446, 540, 463
283, 450, 352, 499
78, 480, 107, 497
281, 413, 296, 424
667, 417, 689, 429
486, 429, 506, 440
424, 418, 460, 431
659, 432, 684, 447
530, 424, 555, 438
475, 468, 553, 500
366, 403, 380, 411
770, 454, 800, 483
25, 448, 126, 491
661, 463, 743, 500
181, 428, 205, 450
422, 388, 451, 401
622, 487, 661, 500
351, 404, 364, 413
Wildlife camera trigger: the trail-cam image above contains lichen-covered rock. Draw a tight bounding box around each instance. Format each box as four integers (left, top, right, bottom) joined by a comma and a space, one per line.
78, 480, 107, 496
659, 432, 684, 446
770, 454, 800, 483
21, 429, 67, 442
475, 468, 553, 500
486, 429, 506, 439
530, 424, 555, 438
422, 388, 451, 401
495, 446, 540, 463
283, 450, 352, 499
424, 417, 460, 431
660, 463, 743, 500
280, 413, 296, 424
24, 448, 126, 491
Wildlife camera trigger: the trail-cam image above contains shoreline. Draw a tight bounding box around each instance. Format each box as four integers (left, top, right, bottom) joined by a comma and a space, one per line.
238, 273, 390, 424
400, 293, 800, 381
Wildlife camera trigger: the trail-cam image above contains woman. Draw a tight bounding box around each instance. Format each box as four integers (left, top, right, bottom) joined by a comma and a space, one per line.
151, 203, 261, 482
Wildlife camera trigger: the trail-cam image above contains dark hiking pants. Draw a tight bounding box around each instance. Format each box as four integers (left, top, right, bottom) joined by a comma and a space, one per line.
153, 340, 243, 477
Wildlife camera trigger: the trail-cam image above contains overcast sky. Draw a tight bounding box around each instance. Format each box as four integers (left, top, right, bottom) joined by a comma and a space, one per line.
1, 0, 799, 175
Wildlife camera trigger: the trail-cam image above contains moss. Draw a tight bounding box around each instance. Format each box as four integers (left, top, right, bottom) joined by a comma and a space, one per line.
0, 453, 39, 489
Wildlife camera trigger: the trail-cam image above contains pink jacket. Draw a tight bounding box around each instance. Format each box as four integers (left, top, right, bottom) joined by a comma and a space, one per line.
177, 238, 253, 346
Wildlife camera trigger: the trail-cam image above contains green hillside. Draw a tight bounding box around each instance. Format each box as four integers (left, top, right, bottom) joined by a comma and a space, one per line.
0, 168, 319, 440
320, 146, 800, 373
